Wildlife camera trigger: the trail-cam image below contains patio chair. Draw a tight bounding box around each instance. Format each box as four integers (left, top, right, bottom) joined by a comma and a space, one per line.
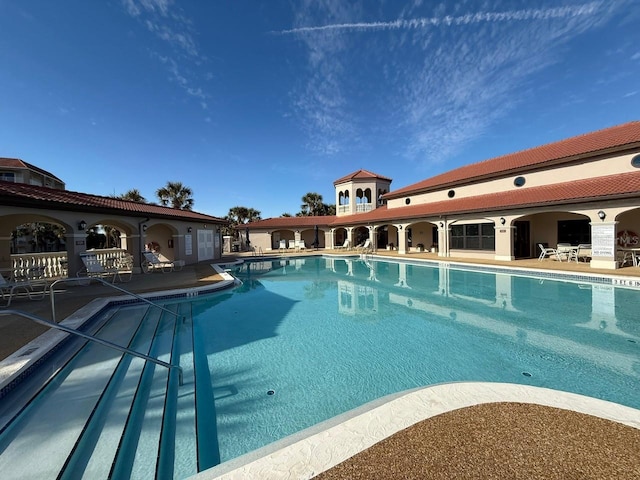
142, 251, 174, 273
78, 254, 120, 283
288, 240, 297, 252
1, 272, 46, 307
297, 240, 306, 251
278, 239, 287, 253
573, 244, 592, 263
157, 253, 184, 271
335, 239, 350, 251
357, 238, 372, 253
537, 243, 558, 261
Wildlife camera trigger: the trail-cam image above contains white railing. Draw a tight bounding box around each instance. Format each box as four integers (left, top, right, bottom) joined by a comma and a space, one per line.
11, 251, 68, 279
338, 205, 350, 214
10, 248, 131, 279
356, 203, 373, 213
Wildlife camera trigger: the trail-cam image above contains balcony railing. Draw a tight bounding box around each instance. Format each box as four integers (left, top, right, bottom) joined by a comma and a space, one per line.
356, 203, 373, 213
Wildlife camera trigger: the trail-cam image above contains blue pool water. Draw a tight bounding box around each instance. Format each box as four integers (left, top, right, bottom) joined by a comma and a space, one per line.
198, 257, 640, 463
1, 256, 639, 479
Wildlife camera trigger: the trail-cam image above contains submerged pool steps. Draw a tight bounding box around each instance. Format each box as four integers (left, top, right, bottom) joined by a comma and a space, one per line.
0, 302, 201, 480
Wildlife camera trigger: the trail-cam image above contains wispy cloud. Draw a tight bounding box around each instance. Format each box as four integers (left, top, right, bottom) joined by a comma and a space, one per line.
278, 3, 602, 35
121, 0, 208, 107
284, 1, 630, 167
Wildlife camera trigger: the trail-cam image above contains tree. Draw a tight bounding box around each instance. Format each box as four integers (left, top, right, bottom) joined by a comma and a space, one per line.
156, 182, 194, 210
299, 192, 325, 216
118, 189, 146, 203
224, 206, 261, 236
280, 212, 293, 217
298, 192, 335, 216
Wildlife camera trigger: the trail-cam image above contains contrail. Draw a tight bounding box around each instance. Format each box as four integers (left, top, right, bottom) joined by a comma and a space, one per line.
277, 2, 601, 34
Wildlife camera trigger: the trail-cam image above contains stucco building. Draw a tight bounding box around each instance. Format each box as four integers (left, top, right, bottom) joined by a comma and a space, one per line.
244, 121, 640, 270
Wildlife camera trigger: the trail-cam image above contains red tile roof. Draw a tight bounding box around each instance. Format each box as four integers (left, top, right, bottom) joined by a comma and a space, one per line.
333, 169, 393, 185
0, 180, 226, 223
387, 121, 640, 199
245, 216, 335, 229
0, 157, 64, 185
334, 170, 640, 225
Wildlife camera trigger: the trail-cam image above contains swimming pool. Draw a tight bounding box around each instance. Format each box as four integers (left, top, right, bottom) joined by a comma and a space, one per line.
0, 256, 638, 479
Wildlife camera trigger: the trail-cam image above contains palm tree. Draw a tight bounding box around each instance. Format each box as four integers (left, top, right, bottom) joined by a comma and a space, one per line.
300, 192, 325, 216
224, 206, 261, 236
118, 189, 146, 203
156, 182, 194, 210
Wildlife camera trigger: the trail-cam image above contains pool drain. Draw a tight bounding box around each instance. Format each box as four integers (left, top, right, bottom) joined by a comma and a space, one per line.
522, 372, 532, 377
267, 389, 275, 396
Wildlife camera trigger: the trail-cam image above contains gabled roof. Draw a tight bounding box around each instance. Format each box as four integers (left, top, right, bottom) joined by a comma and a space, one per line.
0, 180, 226, 223
245, 216, 335, 230
0, 157, 65, 185
386, 121, 640, 199
333, 170, 640, 226
333, 169, 393, 185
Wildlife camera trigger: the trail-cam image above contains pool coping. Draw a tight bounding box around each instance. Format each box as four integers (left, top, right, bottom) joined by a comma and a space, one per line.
191, 382, 640, 480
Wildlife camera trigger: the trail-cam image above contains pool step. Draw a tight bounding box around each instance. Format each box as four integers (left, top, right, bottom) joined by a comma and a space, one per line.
0, 305, 150, 480
60, 307, 164, 479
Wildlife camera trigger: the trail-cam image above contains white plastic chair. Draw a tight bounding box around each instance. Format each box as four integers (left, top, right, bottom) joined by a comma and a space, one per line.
278, 240, 287, 253
142, 251, 174, 273
537, 243, 558, 261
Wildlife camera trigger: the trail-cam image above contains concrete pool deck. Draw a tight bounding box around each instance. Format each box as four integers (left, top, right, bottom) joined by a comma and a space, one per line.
1, 252, 639, 479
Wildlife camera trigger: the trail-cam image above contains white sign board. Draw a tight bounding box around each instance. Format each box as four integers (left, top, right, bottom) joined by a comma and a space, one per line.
591, 224, 615, 257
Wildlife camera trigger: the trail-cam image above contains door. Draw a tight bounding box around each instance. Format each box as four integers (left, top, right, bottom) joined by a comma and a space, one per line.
514, 221, 530, 258
197, 229, 214, 261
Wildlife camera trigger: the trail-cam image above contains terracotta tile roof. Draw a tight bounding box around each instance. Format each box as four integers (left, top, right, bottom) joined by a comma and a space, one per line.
387, 121, 640, 199
245, 216, 335, 230
0, 157, 64, 185
0, 180, 226, 223
333, 169, 393, 185
333, 171, 640, 226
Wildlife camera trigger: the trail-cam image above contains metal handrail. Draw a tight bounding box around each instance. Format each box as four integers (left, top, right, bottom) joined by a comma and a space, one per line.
0, 309, 183, 385
49, 277, 184, 323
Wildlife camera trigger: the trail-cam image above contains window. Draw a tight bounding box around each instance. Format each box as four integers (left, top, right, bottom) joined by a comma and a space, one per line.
558, 219, 590, 245
405, 198, 411, 205
450, 223, 495, 250
0, 172, 15, 182
631, 154, 640, 168
447, 190, 455, 198
514, 176, 526, 187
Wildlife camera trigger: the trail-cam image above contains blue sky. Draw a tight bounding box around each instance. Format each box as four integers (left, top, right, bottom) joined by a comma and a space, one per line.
1, 1, 638, 219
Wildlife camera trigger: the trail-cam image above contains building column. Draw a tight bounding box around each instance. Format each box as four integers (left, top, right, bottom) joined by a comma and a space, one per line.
396, 224, 408, 254
494, 217, 515, 261
0, 235, 11, 269
65, 233, 88, 277
438, 222, 448, 257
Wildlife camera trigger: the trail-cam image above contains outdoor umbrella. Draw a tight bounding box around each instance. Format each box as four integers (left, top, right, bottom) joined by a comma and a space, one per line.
313, 225, 319, 249
245, 227, 250, 248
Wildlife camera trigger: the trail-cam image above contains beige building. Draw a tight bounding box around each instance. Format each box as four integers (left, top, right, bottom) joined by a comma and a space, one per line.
0, 160, 227, 276
245, 121, 640, 270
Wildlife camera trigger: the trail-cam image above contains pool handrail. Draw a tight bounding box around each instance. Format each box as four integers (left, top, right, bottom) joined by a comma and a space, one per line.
48, 276, 184, 323
0, 309, 184, 386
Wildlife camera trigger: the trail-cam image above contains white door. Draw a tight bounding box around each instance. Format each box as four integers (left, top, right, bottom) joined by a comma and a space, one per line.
197, 229, 214, 261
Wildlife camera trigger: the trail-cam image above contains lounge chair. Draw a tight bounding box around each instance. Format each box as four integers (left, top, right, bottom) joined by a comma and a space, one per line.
335, 239, 350, 251
1, 272, 46, 306
537, 243, 558, 261
356, 238, 372, 253
142, 251, 174, 273
278, 239, 287, 253
78, 254, 130, 283
297, 240, 306, 251
157, 253, 184, 271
